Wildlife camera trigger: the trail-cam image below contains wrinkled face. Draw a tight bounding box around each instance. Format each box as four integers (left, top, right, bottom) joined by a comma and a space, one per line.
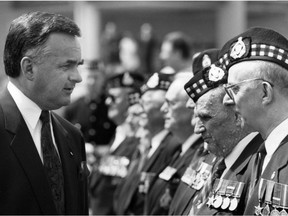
140, 90, 166, 130
224, 61, 264, 130
194, 88, 241, 157
161, 84, 192, 133
106, 87, 129, 122
30, 33, 82, 110
159, 41, 178, 68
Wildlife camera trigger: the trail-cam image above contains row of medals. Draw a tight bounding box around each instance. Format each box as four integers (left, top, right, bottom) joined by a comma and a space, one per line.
206, 179, 244, 212
255, 179, 288, 216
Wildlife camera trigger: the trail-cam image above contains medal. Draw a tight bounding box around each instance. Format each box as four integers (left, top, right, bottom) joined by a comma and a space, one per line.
207, 194, 215, 207
262, 204, 271, 216
255, 178, 267, 216
271, 208, 280, 216
181, 167, 196, 186
280, 209, 288, 216
221, 196, 230, 210
221, 182, 237, 210
229, 197, 238, 211
280, 183, 288, 216
213, 195, 223, 208
271, 183, 282, 216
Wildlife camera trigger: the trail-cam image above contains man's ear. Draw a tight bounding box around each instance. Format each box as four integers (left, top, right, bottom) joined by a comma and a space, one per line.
262, 81, 273, 105
20, 57, 34, 81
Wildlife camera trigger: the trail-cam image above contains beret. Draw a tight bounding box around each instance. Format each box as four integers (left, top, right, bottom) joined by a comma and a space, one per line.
184, 49, 227, 102
141, 72, 175, 94
192, 48, 220, 75
219, 27, 288, 70
107, 71, 145, 90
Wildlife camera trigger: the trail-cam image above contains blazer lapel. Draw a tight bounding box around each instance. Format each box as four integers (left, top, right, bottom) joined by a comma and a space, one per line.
51, 114, 79, 214
2, 90, 57, 214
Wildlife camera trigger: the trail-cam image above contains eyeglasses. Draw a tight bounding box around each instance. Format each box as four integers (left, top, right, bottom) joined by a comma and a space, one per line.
223, 78, 274, 101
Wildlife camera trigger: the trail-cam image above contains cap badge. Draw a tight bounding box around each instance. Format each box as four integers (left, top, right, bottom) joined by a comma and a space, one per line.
146, 73, 159, 88
230, 37, 246, 59
122, 72, 134, 85
208, 64, 225, 82
202, 54, 212, 68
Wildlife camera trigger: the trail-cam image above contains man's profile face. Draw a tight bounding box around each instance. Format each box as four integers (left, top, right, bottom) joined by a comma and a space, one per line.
30, 32, 82, 110
227, 61, 263, 130
161, 83, 192, 133
106, 87, 129, 122
194, 88, 241, 157
159, 41, 177, 68
140, 90, 166, 130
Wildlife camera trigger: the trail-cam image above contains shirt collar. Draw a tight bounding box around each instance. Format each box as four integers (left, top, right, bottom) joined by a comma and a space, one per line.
225, 132, 259, 170
7, 81, 42, 129
181, 133, 202, 155
265, 117, 288, 157
151, 129, 170, 150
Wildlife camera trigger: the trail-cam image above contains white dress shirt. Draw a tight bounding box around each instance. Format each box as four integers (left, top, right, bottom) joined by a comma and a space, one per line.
147, 130, 169, 158
8, 81, 58, 162
262, 117, 288, 173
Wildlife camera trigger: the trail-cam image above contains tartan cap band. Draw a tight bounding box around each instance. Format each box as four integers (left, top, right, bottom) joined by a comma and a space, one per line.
219, 27, 288, 71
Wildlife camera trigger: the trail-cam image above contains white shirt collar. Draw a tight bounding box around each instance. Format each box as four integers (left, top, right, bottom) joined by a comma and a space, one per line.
7, 81, 42, 129
147, 129, 169, 158
180, 133, 202, 156
224, 132, 259, 170
265, 117, 288, 157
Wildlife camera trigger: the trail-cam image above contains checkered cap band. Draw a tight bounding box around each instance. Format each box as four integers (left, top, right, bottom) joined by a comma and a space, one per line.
220, 43, 288, 70
185, 78, 208, 99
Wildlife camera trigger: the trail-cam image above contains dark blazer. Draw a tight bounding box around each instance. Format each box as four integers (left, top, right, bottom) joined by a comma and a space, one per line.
168, 152, 216, 216
145, 136, 205, 215
114, 132, 180, 215
89, 135, 139, 215
0, 89, 89, 215
194, 133, 263, 215
244, 135, 288, 215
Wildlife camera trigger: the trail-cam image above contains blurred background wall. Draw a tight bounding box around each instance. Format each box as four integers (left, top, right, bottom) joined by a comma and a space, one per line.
1, 1, 288, 95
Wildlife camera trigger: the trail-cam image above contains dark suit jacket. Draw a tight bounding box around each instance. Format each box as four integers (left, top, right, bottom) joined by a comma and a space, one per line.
194, 133, 263, 215
89, 135, 139, 215
244, 135, 288, 215
113, 132, 180, 215
0, 88, 88, 215
168, 152, 216, 216
145, 136, 205, 215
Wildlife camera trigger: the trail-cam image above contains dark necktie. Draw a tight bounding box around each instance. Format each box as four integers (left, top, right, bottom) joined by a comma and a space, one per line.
40, 110, 65, 214
248, 144, 267, 200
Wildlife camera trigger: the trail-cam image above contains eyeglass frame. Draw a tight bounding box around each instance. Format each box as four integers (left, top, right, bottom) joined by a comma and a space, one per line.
223, 78, 274, 101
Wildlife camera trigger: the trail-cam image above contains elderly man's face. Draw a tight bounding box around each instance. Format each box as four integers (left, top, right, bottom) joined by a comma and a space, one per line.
106, 87, 129, 122
224, 61, 264, 131
140, 90, 166, 131
194, 87, 242, 157
161, 82, 193, 133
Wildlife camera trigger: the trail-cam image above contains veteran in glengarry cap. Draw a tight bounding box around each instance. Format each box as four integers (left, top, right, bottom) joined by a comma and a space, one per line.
220, 27, 288, 216
182, 49, 263, 215
168, 49, 221, 216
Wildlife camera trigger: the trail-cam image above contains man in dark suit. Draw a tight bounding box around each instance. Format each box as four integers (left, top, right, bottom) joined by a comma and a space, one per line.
0, 12, 88, 214
113, 71, 180, 215
169, 48, 263, 215
89, 71, 145, 215
144, 74, 205, 215
220, 27, 288, 216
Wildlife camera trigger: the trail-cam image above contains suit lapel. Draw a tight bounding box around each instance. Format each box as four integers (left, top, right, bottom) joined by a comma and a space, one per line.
51, 114, 79, 214
2, 90, 57, 214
